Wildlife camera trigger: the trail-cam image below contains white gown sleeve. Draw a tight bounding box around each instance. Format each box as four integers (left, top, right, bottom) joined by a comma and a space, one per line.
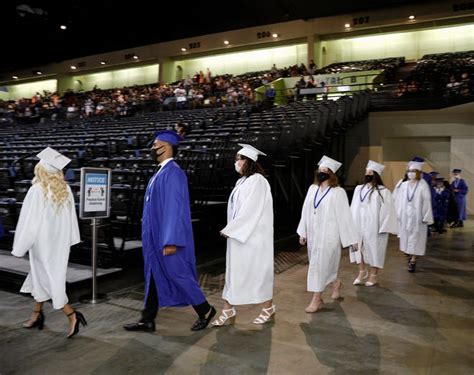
220, 175, 270, 244
421, 183, 434, 225
297, 186, 314, 238
379, 188, 398, 235
68, 187, 81, 246
335, 188, 359, 248
11, 185, 45, 257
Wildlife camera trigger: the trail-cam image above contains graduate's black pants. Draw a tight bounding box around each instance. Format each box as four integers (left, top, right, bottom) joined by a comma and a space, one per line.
140, 275, 211, 323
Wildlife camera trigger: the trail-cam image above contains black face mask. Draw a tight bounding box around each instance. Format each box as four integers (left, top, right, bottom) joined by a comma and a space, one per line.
317, 172, 330, 183
364, 175, 374, 183
150, 146, 166, 162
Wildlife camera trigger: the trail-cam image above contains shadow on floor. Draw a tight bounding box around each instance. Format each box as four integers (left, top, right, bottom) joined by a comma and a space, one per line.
301, 301, 381, 375
201, 324, 273, 375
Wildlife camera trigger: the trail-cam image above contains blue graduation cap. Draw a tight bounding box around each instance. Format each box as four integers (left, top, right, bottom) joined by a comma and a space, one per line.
154, 130, 183, 146
452, 168, 462, 173
429, 171, 439, 176
434, 177, 445, 182
411, 156, 425, 162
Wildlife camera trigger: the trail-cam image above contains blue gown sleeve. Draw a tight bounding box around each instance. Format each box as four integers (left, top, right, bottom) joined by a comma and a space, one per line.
158, 168, 188, 248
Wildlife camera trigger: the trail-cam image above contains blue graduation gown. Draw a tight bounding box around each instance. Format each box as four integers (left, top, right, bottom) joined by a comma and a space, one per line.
141, 160, 206, 308
433, 189, 450, 222
451, 178, 468, 220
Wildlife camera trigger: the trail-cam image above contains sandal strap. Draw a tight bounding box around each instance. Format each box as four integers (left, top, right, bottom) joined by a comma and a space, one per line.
67, 311, 76, 317
216, 308, 235, 323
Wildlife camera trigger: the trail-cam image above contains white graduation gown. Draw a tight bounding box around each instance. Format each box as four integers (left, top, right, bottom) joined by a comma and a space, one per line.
11, 184, 80, 309
349, 184, 398, 268
395, 180, 433, 256
297, 185, 358, 293
220, 173, 274, 305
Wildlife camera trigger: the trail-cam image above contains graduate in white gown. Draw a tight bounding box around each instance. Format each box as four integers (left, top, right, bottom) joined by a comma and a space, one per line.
297, 156, 359, 313
212, 144, 275, 326
11, 147, 86, 338
394, 160, 433, 273
350, 161, 398, 287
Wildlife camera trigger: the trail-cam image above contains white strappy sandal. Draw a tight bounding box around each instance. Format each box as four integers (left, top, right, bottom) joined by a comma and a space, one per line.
353, 270, 369, 285
253, 305, 276, 325
211, 307, 236, 327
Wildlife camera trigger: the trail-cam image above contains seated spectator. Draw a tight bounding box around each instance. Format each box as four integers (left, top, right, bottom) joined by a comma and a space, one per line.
175, 122, 188, 138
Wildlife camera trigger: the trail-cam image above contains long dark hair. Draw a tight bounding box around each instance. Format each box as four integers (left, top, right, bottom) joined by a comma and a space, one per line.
366, 171, 385, 202
240, 155, 265, 177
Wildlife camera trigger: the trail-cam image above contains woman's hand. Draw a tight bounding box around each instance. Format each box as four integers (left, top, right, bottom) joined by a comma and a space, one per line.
220, 231, 229, 238
351, 243, 359, 252
163, 245, 177, 256
299, 236, 307, 246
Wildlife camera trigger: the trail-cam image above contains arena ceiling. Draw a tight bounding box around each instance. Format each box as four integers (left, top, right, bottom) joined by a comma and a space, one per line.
2, 0, 439, 74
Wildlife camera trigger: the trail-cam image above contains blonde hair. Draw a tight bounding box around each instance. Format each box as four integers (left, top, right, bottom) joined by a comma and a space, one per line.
33, 163, 70, 210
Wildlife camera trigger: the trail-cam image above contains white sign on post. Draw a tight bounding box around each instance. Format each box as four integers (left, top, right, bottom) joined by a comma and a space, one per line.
79, 168, 111, 219
84, 173, 108, 212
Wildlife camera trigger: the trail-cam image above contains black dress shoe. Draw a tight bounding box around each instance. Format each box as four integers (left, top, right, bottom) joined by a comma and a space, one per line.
408, 261, 416, 273
123, 321, 155, 332
190, 306, 216, 331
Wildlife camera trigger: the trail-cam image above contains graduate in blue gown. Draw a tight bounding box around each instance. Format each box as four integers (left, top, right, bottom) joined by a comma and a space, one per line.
450, 168, 469, 227
124, 130, 215, 332
432, 177, 450, 234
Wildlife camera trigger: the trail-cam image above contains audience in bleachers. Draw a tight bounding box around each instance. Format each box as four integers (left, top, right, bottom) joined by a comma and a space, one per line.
396, 50, 474, 98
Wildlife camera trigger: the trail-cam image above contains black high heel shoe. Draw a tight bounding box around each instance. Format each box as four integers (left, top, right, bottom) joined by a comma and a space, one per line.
66, 310, 87, 338
23, 310, 44, 330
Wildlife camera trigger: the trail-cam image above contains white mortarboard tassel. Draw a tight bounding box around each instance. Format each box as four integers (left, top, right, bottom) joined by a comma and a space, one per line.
36, 147, 71, 172
318, 155, 342, 173
366, 160, 385, 175
407, 161, 424, 171
237, 143, 267, 161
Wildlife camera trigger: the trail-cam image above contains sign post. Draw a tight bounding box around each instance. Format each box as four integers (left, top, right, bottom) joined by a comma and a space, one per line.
79, 167, 111, 304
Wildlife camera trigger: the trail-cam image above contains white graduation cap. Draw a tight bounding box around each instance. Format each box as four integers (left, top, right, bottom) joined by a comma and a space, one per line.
407, 161, 424, 171
36, 147, 71, 172
237, 143, 267, 161
318, 155, 342, 173
366, 160, 385, 175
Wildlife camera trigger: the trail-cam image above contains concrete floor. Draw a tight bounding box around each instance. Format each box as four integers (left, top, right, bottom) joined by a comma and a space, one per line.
1, 222, 473, 375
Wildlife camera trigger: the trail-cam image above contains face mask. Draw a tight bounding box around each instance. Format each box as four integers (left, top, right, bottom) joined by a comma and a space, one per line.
454, 175, 460, 179
317, 172, 330, 183
234, 160, 242, 173
407, 172, 417, 180
364, 175, 374, 183
150, 145, 166, 161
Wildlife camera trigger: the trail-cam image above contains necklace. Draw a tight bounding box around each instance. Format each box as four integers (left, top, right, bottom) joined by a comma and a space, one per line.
359, 184, 373, 202
407, 181, 419, 202
313, 186, 332, 213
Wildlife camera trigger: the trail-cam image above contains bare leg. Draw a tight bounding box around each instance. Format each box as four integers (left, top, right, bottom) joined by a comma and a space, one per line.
24, 302, 44, 326
305, 292, 323, 313
331, 279, 343, 299
63, 303, 76, 336
223, 300, 233, 310
367, 267, 379, 284
262, 299, 273, 309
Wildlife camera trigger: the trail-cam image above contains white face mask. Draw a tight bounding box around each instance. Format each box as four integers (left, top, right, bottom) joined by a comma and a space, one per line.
454, 175, 460, 179
407, 172, 417, 180
234, 160, 242, 174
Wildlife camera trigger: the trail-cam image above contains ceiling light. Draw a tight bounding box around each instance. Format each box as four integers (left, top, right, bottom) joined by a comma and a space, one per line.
344, 23, 351, 28
409, 15, 415, 20
36, 71, 42, 75
12, 75, 18, 79
224, 40, 230, 45
60, 25, 67, 30
70, 65, 77, 70
133, 55, 139, 60
272, 33, 278, 38
100, 61, 106, 65
181, 47, 187, 52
